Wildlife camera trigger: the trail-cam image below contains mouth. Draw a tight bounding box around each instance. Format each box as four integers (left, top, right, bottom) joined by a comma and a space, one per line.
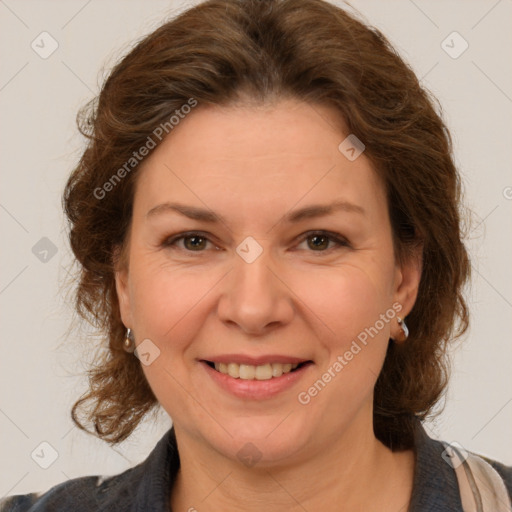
202, 360, 313, 380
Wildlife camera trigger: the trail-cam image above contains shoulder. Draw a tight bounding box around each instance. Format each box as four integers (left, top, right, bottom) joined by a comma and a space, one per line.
0, 427, 179, 512
479, 454, 512, 498
439, 438, 512, 503
0, 468, 141, 512
409, 419, 512, 511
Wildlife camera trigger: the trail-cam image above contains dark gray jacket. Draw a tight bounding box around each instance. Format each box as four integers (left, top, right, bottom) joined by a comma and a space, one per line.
1, 420, 511, 511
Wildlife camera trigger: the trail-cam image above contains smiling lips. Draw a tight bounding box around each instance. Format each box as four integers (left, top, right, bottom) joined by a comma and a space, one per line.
201, 356, 313, 399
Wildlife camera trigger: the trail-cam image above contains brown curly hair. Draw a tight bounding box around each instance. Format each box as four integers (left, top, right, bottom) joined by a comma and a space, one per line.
63, 0, 470, 450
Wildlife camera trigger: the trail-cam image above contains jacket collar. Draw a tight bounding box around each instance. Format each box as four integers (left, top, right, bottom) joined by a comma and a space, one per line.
408, 418, 463, 511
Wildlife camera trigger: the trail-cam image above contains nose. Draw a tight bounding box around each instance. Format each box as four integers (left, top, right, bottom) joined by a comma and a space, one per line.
216, 243, 294, 335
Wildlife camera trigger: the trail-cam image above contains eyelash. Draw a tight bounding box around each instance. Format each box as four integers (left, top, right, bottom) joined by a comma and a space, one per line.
161, 230, 350, 254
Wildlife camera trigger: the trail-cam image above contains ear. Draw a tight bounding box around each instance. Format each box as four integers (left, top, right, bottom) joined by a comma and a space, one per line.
113, 244, 133, 328
392, 243, 423, 318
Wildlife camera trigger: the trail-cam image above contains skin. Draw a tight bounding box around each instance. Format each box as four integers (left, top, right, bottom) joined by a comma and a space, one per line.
115, 98, 422, 511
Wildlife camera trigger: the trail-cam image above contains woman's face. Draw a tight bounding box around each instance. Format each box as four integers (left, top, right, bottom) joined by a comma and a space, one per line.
115, 98, 420, 465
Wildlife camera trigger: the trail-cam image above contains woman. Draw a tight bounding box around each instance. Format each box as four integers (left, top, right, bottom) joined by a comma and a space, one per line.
1, 0, 510, 510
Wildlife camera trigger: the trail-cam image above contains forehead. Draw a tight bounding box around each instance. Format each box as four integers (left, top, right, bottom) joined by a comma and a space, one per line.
132, 99, 387, 228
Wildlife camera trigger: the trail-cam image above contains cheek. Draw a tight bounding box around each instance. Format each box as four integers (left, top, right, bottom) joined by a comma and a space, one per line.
128, 258, 221, 347
294, 263, 395, 402
128, 262, 211, 400
296, 261, 395, 341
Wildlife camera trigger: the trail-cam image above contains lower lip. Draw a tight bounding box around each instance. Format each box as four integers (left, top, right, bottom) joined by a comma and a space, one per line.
201, 361, 313, 400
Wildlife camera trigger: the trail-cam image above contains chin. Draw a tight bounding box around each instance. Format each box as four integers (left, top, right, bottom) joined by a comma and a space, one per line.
208, 416, 313, 467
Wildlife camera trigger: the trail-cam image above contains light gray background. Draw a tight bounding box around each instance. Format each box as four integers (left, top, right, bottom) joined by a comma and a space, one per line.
1, 0, 511, 497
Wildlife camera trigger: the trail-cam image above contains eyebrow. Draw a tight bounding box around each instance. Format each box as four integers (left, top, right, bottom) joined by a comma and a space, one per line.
145, 200, 365, 224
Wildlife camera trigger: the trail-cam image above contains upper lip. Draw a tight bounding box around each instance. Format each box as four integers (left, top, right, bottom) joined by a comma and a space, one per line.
201, 354, 312, 365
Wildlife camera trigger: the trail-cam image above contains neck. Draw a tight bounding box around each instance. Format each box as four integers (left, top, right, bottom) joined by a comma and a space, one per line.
169, 418, 415, 511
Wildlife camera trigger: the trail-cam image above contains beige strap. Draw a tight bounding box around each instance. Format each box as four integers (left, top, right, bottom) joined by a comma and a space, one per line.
442, 442, 512, 512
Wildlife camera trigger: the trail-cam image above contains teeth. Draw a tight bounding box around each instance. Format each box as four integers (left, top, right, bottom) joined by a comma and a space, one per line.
239, 364, 255, 380
227, 363, 240, 378
255, 364, 272, 380
213, 362, 300, 380
272, 364, 283, 378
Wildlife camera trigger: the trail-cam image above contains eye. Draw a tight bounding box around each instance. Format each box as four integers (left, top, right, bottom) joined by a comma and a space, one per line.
295, 231, 350, 252
162, 232, 218, 252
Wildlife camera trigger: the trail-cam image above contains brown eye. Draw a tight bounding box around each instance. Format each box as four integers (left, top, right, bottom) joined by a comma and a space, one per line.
183, 235, 208, 251
296, 231, 350, 253
162, 232, 215, 252
307, 234, 330, 251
